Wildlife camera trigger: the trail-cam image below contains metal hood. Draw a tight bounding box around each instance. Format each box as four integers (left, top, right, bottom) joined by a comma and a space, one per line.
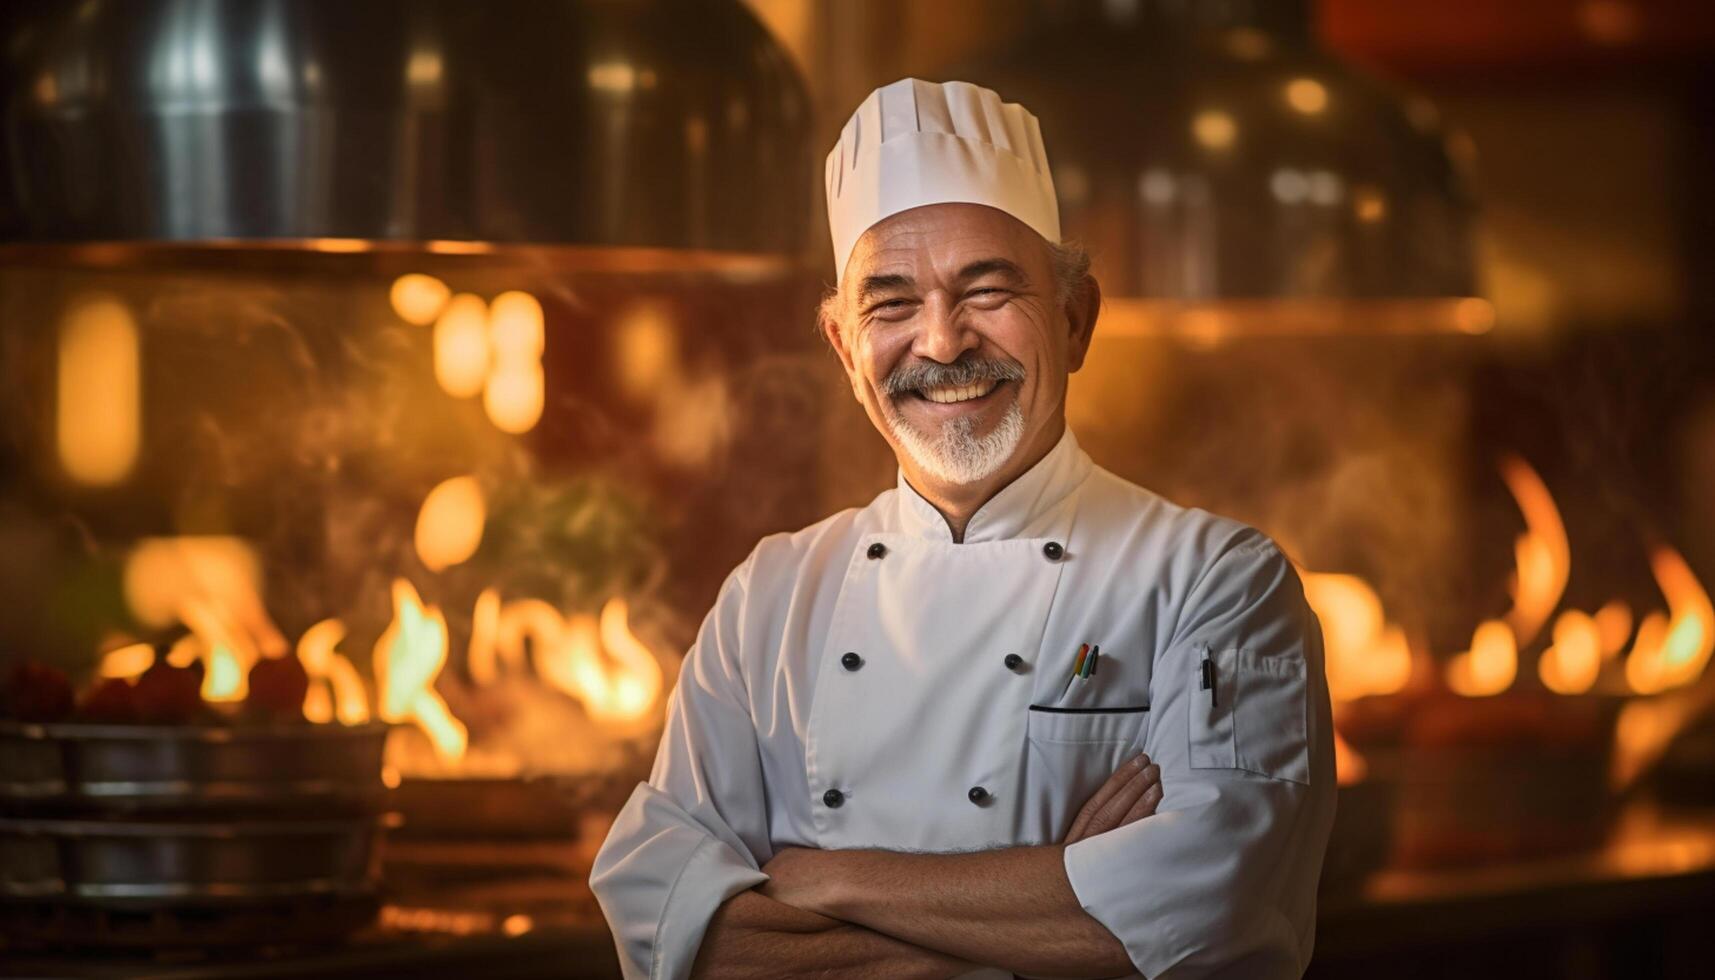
965, 0, 1488, 337
0, 0, 811, 262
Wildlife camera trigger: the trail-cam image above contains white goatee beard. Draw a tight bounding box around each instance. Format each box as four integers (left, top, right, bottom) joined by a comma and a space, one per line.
886, 401, 1026, 486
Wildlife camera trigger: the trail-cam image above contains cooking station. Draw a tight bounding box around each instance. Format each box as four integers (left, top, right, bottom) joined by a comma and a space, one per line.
3, 1, 1714, 978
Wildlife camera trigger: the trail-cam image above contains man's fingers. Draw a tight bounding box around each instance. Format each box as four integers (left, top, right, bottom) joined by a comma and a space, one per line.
1066, 753, 1149, 842
1087, 762, 1159, 837
1120, 780, 1164, 825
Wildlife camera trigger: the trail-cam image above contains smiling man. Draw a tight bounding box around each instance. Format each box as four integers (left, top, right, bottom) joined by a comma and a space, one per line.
591, 79, 1336, 979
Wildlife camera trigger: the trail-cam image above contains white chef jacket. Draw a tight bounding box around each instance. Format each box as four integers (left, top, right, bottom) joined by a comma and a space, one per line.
591, 427, 1336, 980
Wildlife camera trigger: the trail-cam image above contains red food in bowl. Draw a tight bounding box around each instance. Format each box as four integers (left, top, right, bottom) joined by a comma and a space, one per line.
78, 677, 140, 724
247, 656, 310, 718
133, 659, 206, 724
2, 661, 75, 722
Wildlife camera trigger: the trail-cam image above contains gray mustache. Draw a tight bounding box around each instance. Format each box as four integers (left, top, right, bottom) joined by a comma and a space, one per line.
882, 356, 1024, 397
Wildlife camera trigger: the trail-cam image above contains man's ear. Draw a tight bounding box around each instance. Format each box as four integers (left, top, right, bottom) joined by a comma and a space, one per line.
1065, 274, 1102, 373
819, 296, 859, 379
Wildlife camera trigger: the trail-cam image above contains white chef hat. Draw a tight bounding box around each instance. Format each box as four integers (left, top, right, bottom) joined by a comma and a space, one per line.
824, 78, 1061, 284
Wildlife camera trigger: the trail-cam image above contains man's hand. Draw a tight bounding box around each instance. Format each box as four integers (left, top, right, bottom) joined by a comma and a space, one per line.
758, 846, 830, 912
1063, 752, 1162, 845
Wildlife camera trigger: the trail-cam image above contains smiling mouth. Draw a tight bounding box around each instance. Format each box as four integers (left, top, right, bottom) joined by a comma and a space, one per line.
912, 379, 1004, 405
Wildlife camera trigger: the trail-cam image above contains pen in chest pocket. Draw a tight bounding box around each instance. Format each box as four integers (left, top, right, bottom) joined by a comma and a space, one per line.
1200, 654, 1217, 707
1059, 643, 1100, 698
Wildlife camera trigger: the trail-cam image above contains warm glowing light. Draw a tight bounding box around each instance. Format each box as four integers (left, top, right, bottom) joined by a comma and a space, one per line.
375, 579, 467, 760
1539, 610, 1601, 695
390, 274, 451, 326
1453, 298, 1496, 335
1612, 679, 1715, 791
1353, 186, 1387, 224
483, 363, 545, 434
57, 294, 141, 486
1499, 455, 1570, 648
1624, 546, 1714, 694
595, 598, 666, 720
1285, 77, 1328, 114
588, 61, 637, 94
414, 476, 486, 572
1446, 619, 1517, 697
424, 240, 495, 256
179, 598, 258, 701
466, 587, 503, 686
1595, 599, 1633, 658
433, 293, 490, 398
1191, 110, 1237, 151
1301, 572, 1412, 702
297, 619, 370, 725
307, 238, 373, 253
489, 291, 545, 360
122, 538, 287, 671
485, 595, 665, 724
122, 537, 287, 701
1334, 728, 1368, 785
502, 914, 535, 937
98, 643, 154, 680
614, 302, 679, 400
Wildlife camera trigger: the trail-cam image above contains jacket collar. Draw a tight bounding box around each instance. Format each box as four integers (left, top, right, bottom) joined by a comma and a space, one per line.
894, 426, 1092, 543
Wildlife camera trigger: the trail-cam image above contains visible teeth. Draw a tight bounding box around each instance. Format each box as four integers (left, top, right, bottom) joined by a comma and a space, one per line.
920, 380, 999, 404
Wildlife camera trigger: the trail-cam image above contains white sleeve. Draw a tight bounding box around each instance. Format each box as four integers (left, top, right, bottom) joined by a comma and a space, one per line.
590, 557, 773, 980
1062, 532, 1336, 979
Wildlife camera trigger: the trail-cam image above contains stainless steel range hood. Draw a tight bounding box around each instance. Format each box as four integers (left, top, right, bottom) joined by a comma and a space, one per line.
0, 0, 811, 266
966, 0, 1488, 337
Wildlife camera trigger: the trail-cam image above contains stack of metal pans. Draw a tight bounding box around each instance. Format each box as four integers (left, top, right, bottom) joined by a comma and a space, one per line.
0, 720, 392, 948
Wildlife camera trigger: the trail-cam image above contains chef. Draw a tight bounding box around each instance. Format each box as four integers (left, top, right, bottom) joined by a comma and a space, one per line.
591, 78, 1336, 979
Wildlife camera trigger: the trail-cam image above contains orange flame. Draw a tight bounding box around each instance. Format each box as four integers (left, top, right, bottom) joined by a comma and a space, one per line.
1539, 609, 1601, 695
1499, 455, 1570, 648
98, 642, 155, 680
1301, 573, 1412, 702
374, 579, 468, 759
1333, 728, 1368, 786
1594, 600, 1634, 659
482, 595, 665, 724
1445, 619, 1517, 697
1624, 546, 1715, 694
297, 619, 371, 725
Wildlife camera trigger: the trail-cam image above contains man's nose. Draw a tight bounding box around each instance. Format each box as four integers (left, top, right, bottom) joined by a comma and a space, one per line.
910, 297, 979, 364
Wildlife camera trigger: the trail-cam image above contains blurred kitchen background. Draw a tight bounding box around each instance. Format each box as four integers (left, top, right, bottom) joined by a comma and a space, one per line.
1, 0, 1713, 977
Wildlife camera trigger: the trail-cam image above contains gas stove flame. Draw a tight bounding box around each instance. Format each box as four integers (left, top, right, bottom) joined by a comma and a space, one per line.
1445, 619, 1518, 697
1499, 454, 1570, 648
1301, 573, 1412, 702
469, 590, 664, 724
1539, 609, 1602, 695
1303, 454, 1710, 715
1624, 546, 1715, 694
374, 578, 468, 760
297, 619, 371, 725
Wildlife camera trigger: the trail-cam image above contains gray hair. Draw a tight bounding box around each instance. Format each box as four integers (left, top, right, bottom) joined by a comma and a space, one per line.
817, 238, 1093, 342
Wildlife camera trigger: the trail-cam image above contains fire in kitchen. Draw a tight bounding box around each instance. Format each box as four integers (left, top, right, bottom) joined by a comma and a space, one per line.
3, 1, 1714, 979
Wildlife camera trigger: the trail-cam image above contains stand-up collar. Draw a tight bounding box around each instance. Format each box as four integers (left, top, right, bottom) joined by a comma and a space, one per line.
895, 427, 1093, 543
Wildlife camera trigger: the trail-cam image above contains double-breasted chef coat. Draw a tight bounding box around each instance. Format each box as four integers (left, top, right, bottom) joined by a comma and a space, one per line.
591, 428, 1336, 979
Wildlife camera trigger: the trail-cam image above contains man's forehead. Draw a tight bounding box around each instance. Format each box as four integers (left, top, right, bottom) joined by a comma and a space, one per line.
846, 203, 1046, 283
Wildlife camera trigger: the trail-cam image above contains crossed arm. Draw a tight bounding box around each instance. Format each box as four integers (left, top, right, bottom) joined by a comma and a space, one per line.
690, 753, 1163, 979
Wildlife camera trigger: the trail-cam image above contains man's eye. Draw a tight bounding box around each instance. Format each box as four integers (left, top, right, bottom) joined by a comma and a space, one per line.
870, 299, 910, 314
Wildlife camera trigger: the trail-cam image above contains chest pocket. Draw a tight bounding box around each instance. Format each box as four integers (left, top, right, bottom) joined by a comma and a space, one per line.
1187, 646, 1310, 785
1026, 706, 1149, 815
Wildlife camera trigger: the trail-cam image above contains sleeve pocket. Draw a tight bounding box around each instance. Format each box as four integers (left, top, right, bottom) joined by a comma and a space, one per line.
1188, 647, 1310, 785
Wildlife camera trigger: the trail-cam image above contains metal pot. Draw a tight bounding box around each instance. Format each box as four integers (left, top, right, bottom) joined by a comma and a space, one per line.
0, 814, 388, 902
0, 720, 389, 812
